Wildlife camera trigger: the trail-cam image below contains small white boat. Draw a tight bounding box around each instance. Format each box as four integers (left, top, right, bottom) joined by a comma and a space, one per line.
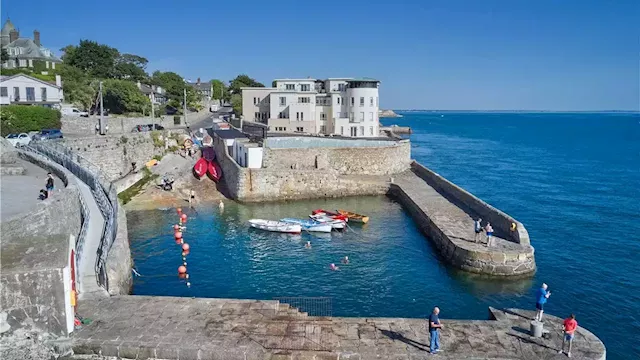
309, 215, 346, 230
280, 218, 333, 233
248, 219, 301, 234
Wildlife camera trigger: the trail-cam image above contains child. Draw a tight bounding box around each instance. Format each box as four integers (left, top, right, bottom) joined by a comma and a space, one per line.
46, 173, 55, 195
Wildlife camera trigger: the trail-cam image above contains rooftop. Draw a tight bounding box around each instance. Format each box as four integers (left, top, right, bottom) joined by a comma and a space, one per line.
265, 136, 401, 149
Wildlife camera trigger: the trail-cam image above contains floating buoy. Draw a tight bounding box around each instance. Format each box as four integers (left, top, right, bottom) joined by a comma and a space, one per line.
183, 261, 187, 266
177, 207, 182, 214
181, 213, 187, 220
182, 251, 189, 257
178, 273, 187, 279
186, 282, 191, 287
178, 265, 187, 274
182, 243, 190, 251
174, 231, 183, 239
173, 224, 180, 231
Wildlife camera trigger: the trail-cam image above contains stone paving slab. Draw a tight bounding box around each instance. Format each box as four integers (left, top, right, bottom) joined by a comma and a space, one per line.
72, 296, 605, 360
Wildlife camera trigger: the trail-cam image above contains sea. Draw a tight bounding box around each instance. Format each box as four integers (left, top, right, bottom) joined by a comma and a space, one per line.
128, 112, 640, 359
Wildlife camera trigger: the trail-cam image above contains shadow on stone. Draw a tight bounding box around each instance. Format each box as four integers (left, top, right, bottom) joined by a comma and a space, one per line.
511, 326, 530, 336
378, 329, 429, 352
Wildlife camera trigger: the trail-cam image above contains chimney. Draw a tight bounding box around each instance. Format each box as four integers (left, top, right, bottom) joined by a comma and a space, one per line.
33, 30, 40, 46
55, 75, 61, 87
9, 29, 18, 43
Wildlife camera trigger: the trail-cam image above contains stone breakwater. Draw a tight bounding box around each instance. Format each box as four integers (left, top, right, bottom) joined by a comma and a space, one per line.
390, 162, 536, 276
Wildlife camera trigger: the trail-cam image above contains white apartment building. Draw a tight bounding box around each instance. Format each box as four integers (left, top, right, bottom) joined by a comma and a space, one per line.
242, 78, 380, 137
0, 73, 64, 106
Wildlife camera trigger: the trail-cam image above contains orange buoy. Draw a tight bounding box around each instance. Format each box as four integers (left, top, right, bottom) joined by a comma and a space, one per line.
180, 213, 187, 220
182, 250, 189, 257
178, 265, 187, 274
177, 207, 182, 214
173, 224, 180, 230
178, 273, 187, 279
182, 243, 190, 251
174, 231, 183, 239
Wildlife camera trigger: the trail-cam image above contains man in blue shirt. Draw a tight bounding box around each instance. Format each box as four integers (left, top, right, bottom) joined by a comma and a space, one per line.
535, 283, 551, 322
428, 306, 443, 353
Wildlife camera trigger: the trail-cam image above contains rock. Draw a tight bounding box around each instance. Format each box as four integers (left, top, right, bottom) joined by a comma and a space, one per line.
378, 109, 403, 118
0, 137, 18, 164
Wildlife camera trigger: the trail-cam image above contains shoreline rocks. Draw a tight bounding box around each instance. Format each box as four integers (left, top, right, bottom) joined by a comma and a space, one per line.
379, 109, 403, 118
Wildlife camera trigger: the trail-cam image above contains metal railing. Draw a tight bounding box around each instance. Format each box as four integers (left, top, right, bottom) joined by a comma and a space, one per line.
23, 141, 118, 292
273, 297, 333, 317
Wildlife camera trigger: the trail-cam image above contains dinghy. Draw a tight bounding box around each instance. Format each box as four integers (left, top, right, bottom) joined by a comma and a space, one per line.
337, 210, 369, 224
193, 157, 207, 179
280, 218, 332, 233
248, 219, 301, 234
207, 160, 222, 182
202, 146, 216, 161
309, 214, 346, 230
310, 209, 348, 221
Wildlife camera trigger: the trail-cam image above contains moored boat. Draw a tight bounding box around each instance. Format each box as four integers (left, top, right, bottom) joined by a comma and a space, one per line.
309, 214, 346, 230
193, 157, 207, 179
248, 219, 302, 234
337, 210, 369, 224
202, 135, 213, 147
207, 160, 222, 182
202, 146, 216, 162
280, 218, 332, 233
310, 209, 348, 221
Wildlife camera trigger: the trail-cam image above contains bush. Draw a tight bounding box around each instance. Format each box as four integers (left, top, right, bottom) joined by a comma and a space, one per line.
0, 105, 62, 136
173, 115, 181, 125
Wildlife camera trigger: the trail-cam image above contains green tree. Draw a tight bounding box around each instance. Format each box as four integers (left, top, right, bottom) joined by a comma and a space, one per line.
1, 105, 61, 136
59, 64, 95, 110
231, 93, 243, 116
228, 74, 264, 96
62, 40, 120, 78
115, 54, 149, 81
102, 79, 151, 114
151, 71, 200, 110
1, 48, 8, 63
271, 80, 277, 87
210, 79, 227, 101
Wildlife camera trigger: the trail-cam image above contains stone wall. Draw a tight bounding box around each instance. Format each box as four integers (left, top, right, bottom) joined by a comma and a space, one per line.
389, 184, 536, 276
261, 140, 411, 175
411, 162, 530, 246
105, 204, 133, 295
213, 136, 390, 202
61, 111, 211, 136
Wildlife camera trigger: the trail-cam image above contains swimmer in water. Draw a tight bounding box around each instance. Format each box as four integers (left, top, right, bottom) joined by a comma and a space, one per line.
219, 200, 224, 210
342, 256, 349, 264
305, 241, 311, 248
330, 263, 339, 271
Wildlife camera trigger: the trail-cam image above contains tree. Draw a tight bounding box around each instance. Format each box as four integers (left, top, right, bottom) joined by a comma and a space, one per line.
210, 79, 227, 101
271, 80, 277, 87
62, 40, 120, 78
59, 64, 95, 110
151, 71, 200, 111
231, 93, 243, 116
228, 74, 264, 96
102, 79, 151, 114
115, 54, 149, 82
1, 48, 8, 63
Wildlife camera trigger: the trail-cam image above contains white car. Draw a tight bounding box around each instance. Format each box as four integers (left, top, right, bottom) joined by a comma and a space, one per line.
5, 133, 32, 147
61, 107, 89, 117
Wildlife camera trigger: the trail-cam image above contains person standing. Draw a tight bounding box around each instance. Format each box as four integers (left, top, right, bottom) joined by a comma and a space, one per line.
535, 283, 551, 321
485, 222, 494, 246
428, 307, 443, 354
474, 218, 483, 243
559, 314, 578, 357
45, 173, 55, 195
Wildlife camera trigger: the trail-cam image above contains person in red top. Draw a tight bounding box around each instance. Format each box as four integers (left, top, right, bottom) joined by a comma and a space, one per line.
558, 314, 578, 357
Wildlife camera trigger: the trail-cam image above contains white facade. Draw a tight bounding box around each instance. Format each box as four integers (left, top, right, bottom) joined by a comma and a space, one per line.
0, 73, 63, 106
233, 140, 263, 169
242, 77, 380, 138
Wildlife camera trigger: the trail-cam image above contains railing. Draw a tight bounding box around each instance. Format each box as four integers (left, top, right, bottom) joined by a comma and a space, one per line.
273, 297, 333, 317
76, 189, 89, 282
23, 141, 119, 291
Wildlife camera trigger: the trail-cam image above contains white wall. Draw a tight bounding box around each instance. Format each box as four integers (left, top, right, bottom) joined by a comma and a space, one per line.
0, 75, 63, 104
346, 87, 379, 137
233, 140, 263, 168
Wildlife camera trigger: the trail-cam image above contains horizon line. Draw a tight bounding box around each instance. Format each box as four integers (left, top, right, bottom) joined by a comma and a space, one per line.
390, 109, 640, 113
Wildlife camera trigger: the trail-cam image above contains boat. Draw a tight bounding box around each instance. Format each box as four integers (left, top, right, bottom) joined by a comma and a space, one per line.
202, 146, 216, 162
248, 219, 301, 234
280, 218, 332, 233
310, 209, 348, 221
202, 135, 213, 147
193, 157, 208, 179
207, 160, 222, 182
309, 214, 346, 230
337, 210, 369, 224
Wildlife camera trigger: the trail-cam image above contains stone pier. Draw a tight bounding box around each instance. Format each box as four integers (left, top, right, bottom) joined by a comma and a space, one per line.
71, 295, 606, 359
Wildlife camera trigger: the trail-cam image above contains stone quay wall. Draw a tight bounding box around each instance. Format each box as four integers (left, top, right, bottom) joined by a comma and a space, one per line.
389, 183, 535, 276
411, 161, 531, 246
61, 111, 211, 136
261, 139, 411, 175
213, 136, 392, 202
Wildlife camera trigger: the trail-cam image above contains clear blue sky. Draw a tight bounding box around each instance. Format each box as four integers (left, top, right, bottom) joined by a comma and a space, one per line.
2, 0, 638, 110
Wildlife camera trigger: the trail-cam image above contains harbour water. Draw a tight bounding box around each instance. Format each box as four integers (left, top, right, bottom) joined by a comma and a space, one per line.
129, 112, 639, 359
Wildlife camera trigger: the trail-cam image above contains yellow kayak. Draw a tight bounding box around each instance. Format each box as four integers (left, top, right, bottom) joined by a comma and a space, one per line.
337, 210, 369, 224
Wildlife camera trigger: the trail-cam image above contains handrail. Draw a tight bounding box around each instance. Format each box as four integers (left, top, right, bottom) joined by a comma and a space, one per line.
23, 141, 119, 291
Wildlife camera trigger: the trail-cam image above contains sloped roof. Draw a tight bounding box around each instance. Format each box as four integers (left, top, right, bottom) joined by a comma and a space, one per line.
0, 73, 61, 89
1, 19, 15, 35
5, 38, 62, 62
188, 82, 212, 91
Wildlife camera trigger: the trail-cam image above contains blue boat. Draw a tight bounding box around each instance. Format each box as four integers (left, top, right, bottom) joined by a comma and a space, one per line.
280, 218, 333, 233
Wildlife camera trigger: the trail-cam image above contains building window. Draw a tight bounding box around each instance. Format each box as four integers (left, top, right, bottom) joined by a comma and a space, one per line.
370, 97, 374, 106
360, 112, 364, 122
350, 112, 354, 121
286, 84, 295, 90
253, 97, 258, 105
300, 112, 304, 121
0, 87, 7, 97
370, 126, 374, 136
360, 97, 364, 107
338, 84, 346, 91
296, 127, 303, 132
320, 113, 326, 120
337, 97, 340, 105
351, 97, 354, 106
26, 87, 35, 101
341, 126, 344, 135
13, 87, 19, 100
19, 59, 27, 67
369, 112, 374, 121
298, 97, 310, 103
296, 112, 300, 121
279, 97, 286, 106
301, 84, 310, 91
360, 126, 364, 136
351, 127, 357, 137
320, 125, 326, 133
278, 112, 285, 119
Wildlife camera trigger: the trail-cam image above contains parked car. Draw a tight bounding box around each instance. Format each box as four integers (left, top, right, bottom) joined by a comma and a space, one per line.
131, 124, 165, 133
61, 107, 89, 117
5, 133, 32, 147
34, 129, 64, 140
90, 107, 109, 116
165, 106, 178, 115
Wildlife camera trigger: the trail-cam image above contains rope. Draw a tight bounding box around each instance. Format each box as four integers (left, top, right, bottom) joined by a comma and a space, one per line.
132, 268, 142, 277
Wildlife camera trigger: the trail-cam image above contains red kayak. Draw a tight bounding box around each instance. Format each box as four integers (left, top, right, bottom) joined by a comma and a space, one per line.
311, 209, 348, 221
193, 158, 207, 179
207, 160, 222, 182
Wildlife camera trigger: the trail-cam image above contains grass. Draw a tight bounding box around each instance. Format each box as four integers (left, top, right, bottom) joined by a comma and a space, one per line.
117, 172, 159, 205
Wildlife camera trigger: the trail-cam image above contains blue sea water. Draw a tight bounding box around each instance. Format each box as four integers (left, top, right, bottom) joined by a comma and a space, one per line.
129, 112, 640, 359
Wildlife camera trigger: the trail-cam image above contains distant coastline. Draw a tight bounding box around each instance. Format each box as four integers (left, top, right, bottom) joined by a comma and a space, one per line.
394, 109, 639, 114
379, 109, 403, 118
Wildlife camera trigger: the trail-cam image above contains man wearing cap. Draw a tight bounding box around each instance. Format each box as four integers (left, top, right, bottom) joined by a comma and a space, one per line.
535, 283, 551, 321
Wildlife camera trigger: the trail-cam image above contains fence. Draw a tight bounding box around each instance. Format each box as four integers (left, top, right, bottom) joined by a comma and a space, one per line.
273, 297, 333, 317
23, 141, 118, 292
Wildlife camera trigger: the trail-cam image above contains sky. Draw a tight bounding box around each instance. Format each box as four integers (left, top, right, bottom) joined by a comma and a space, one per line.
1, 0, 638, 111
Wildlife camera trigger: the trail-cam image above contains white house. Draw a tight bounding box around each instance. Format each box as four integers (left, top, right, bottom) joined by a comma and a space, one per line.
0, 73, 64, 107
241, 78, 380, 138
